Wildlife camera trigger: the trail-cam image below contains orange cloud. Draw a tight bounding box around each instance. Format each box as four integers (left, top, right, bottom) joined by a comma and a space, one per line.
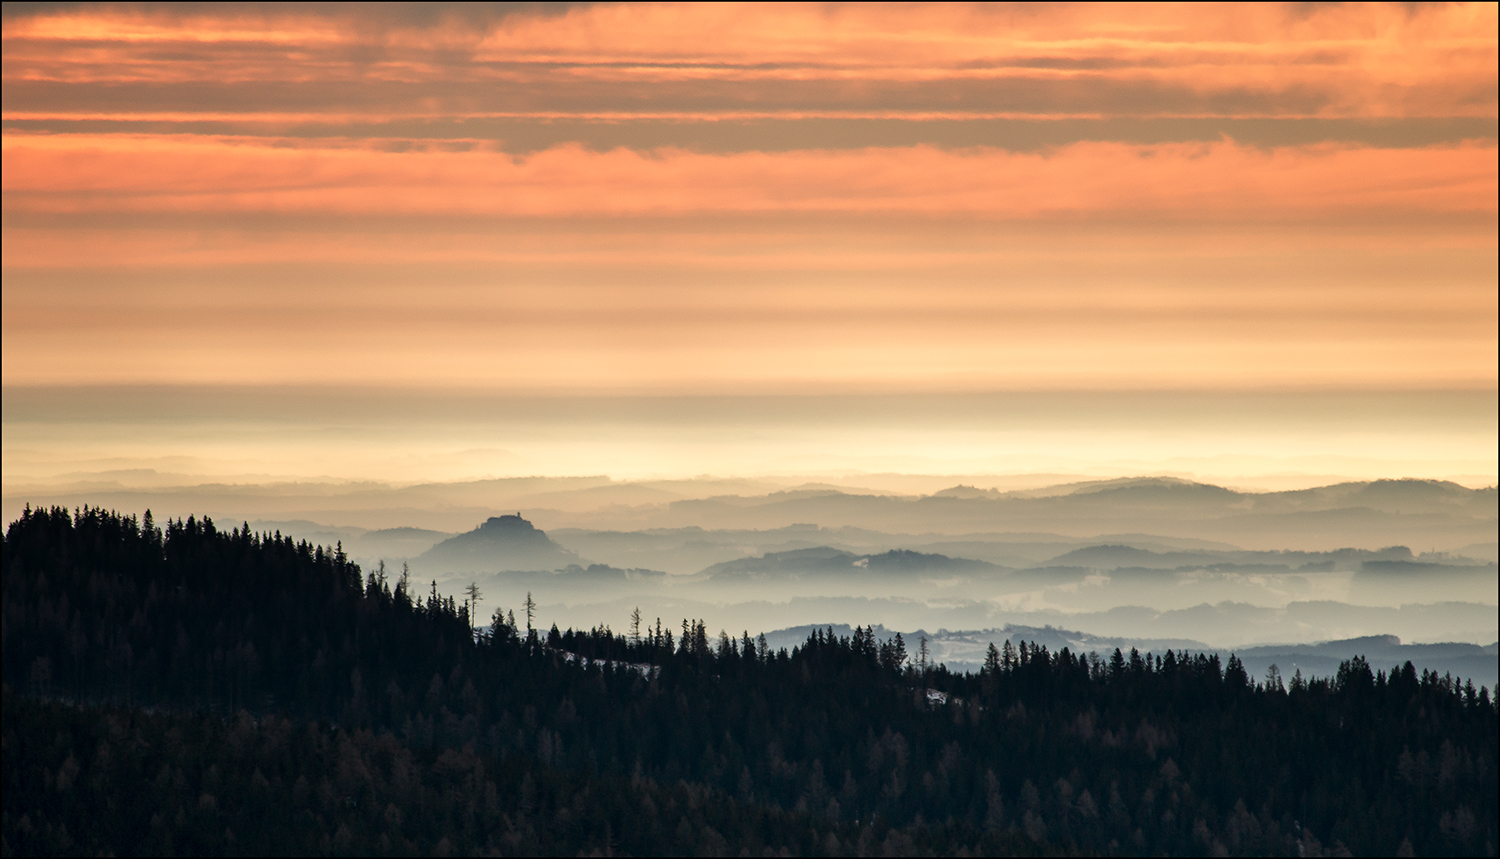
2, 4, 1494, 395
4, 134, 1494, 220
4, 3, 1494, 118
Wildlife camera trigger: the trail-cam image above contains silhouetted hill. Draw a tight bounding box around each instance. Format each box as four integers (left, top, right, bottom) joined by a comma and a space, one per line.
930, 484, 1001, 499
1361, 559, 1499, 575
1255, 478, 1495, 516
700, 540, 1497, 581
354, 526, 452, 559
700, 546, 1003, 579
463, 562, 668, 607
1454, 541, 1499, 562
700, 546, 863, 578
1069, 478, 1241, 505
659, 477, 1496, 549
863, 548, 1002, 573
414, 514, 585, 575
1045, 544, 1193, 568
1038, 543, 1491, 572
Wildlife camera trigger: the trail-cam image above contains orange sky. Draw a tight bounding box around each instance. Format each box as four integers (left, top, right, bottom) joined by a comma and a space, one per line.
1, 3, 1496, 485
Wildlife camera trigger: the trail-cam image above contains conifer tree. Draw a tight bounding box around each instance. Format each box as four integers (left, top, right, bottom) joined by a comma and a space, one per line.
984, 642, 1001, 674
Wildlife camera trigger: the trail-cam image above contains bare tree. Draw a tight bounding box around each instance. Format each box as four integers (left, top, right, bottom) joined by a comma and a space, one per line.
524, 592, 536, 640
1265, 663, 1284, 693
463, 582, 482, 631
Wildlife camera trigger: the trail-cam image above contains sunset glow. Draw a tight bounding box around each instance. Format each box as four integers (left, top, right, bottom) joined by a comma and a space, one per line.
2, 2, 1495, 485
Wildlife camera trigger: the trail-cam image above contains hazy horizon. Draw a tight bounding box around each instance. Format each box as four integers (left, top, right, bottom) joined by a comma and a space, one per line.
6, 386, 1494, 493
8, 471, 1492, 662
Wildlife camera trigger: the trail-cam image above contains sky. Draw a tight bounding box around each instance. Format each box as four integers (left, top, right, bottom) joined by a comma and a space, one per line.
2, 2, 1496, 491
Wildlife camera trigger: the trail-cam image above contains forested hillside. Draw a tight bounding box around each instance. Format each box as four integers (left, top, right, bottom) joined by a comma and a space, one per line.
3, 507, 1495, 856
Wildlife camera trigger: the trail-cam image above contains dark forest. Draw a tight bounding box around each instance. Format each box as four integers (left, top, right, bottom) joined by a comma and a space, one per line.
2, 507, 1495, 856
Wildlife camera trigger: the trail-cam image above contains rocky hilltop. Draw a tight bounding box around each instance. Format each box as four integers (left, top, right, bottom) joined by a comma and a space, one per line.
414, 514, 585, 575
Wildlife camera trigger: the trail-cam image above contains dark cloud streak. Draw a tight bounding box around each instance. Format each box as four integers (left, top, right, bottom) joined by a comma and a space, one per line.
2, 76, 1346, 119
6, 115, 1494, 152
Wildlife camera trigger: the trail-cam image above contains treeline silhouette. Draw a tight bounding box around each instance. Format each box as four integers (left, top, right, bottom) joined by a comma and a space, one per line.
3, 506, 1495, 856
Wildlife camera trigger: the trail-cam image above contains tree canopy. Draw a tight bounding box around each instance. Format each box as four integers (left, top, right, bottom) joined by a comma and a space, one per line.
3, 506, 1495, 856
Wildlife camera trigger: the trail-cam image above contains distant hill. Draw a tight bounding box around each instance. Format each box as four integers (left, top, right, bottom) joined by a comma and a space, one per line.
1039, 543, 1489, 572
353, 526, 453, 560
1454, 542, 1499, 563
700, 546, 1003, 579
414, 514, 586, 575
661, 477, 1497, 550
864, 549, 1004, 573
698, 540, 1498, 581
700, 546, 864, 578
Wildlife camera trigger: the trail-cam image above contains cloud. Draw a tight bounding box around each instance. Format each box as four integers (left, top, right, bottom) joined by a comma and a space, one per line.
5, 135, 1494, 221
3, 3, 1494, 119
2, 4, 1494, 394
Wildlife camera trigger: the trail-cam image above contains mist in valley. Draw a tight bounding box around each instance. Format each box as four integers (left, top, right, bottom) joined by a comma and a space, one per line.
197, 474, 1500, 688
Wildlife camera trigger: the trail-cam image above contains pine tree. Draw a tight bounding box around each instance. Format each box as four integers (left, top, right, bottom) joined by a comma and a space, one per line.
984, 642, 1001, 674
